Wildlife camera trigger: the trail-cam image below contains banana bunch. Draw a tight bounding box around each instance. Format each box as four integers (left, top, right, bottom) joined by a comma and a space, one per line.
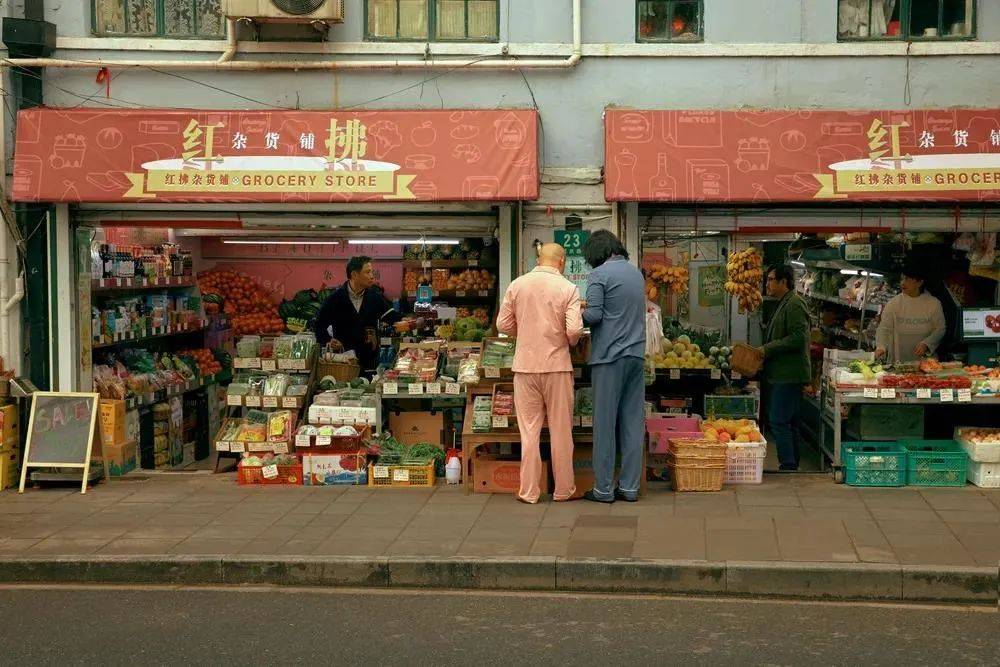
725, 248, 764, 312
645, 279, 660, 302
648, 263, 689, 294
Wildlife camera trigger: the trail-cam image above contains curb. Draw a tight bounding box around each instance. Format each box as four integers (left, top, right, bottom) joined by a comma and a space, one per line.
0, 555, 995, 604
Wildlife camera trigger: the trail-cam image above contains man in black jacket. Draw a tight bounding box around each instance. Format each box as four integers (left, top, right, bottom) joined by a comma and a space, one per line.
314, 256, 401, 374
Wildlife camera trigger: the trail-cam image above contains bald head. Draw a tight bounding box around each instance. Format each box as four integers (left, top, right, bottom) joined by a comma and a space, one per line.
537, 243, 566, 271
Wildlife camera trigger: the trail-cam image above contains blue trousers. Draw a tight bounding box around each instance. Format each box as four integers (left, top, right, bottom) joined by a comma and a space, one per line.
768, 382, 804, 469
591, 356, 645, 500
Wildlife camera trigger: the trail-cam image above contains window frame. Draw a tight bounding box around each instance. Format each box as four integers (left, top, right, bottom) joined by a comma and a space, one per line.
91, 0, 224, 39
837, 0, 977, 42
364, 0, 501, 43
635, 0, 705, 44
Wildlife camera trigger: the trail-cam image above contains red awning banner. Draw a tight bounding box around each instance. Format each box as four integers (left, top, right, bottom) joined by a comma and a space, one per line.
605, 109, 1000, 203
12, 108, 539, 203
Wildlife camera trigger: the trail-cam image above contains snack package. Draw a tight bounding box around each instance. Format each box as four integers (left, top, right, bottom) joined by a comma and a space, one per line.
267, 410, 294, 442
238, 422, 267, 442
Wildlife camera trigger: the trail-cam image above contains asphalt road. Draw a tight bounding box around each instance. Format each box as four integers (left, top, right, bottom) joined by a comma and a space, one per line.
0, 586, 996, 665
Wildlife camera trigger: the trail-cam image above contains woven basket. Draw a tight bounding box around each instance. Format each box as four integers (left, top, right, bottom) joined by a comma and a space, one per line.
668, 438, 728, 458
668, 460, 726, 492
317, 359, 360, 382
730, 343, 764, 378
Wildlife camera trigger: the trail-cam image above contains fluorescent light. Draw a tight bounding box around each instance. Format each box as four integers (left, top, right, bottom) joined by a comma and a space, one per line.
791, 260, 805, 268
348, 239, 460, 245
840, 269, 859, 276
222, 239, 339, 245
840, 269, 883, 278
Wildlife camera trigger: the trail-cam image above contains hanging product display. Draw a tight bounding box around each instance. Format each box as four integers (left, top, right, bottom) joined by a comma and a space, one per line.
725, 248, 763, 313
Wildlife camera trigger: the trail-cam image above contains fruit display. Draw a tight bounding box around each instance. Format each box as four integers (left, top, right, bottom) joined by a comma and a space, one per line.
178, 348, 224, 376
456, 307, 491, 328
647, 262, 689, 295
453, 316, 486, 342
198, 269, 284, 335
700, 418, 764, 444
955, 428, 1000, 445
707, 346, 732, 370
277, 288, 332, 333
725, 248, 764, 312
880, 374, 972, 390
405, 269, 496, 293
402, 238, 497, 263
650, 335, 712, 369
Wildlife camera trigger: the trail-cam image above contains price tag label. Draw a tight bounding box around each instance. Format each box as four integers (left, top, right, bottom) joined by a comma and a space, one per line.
408, 382, 424, 395
245, 396, 262, 407
456, 291, 466, 297
469, 259, 478, 267
484, 366, 500, 379
261, 359, 277, 372
710, 368, 722, 380
392, 468, 410, 483
374, 465, 389, 479
383, 382, 398, 396
492, 415, 509, 429
425, 382, 441, 395
282, 397, 299, 409
478, 291, 489, 297
957, 388, 972, 403
316, 436, 332, 447
939, 388, 954, 403
227, 394, 243, 406
261, 464, 279, 480
296, 434, 311, 448
669, 369, 681, 380
879, 388, 896, 399
581, 415, 593, 428
421, 260, 431, 268
445, 382, 461, 396
731, 371, 742, 380
262, 396, 279, 408
216, 441, 230, 452
229, 441, 246, 453
272, 442, 290, 454
916, 388, 932, 399
863, 387, 879, 399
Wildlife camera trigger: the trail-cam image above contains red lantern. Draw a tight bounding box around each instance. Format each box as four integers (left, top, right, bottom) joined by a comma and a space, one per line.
672, 17, 686, 35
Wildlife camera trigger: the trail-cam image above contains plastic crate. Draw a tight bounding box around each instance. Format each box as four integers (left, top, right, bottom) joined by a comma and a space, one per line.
237, 462, 304, 485
368, 462, 436, 487
704, 394, 758, 419
967, 460, 1000, 488
953, 427, 1000, 463
842, 442, 907, 487
902, 440, 968, 487
725, 443, 767, 485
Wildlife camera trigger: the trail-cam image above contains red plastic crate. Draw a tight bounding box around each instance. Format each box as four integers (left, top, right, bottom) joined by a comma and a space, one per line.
237, 462, 304, 486
646, 414, 702, 453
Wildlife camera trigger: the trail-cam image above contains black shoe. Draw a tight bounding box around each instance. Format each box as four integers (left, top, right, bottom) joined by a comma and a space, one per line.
778, 464, 799, 472
583, 490, 614, 504
614, 488, 638, 503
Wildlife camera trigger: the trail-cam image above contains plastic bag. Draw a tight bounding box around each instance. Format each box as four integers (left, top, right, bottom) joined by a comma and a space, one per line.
645, 300, 665, 357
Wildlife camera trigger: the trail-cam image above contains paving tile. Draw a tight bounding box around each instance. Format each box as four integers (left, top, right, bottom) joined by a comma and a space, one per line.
457, 541, 534, 557
189, 523, 273, 540
566, 540, 634, 559
706, 517, 773, 531
801, 508, 873, 521
737, 506, 808, 520
607, 503, 673, 518
574, 515, 638, 529
311, 538, 391, 556
893, 544, 977, 566
876, 520, 951, 537
774, 519, 858, 562
385, 540, 463, 557
706, 529, 780, 561
272, 539, 326, 556
936, 510, 1000, 524
860, 492, 931, 510
868, 508, 940, 523
170, 538, 249, 555
735, 493, 801, 508
0, 538, 43, 553
570, 527, 636, 542
28, 538, 114, 555
98, 538, 180, 555
918, 491, 998, 512
122, 525, 200, 541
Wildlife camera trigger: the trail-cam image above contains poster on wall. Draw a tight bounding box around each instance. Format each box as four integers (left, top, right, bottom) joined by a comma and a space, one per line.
555, 230, 591, 298
697, 265, 726, 308
13, 109, 539, 203
605, 109, 1000, 203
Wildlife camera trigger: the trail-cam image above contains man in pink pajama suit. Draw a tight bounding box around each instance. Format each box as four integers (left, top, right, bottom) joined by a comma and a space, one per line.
496, 243, 584, 503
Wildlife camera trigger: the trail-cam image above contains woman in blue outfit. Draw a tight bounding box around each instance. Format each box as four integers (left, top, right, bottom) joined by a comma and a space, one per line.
580, 231, 647, 503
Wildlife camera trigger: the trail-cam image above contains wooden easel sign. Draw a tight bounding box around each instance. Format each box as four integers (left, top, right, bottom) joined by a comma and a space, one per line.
19, 392, 103, 494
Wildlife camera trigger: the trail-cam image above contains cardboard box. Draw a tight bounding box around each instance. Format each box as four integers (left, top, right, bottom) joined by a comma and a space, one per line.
473, 457, 549, 494
0, 404, 19, 441
104, 439, 137, 477
0, 447, 18, 489
99, 399, 127, 447
389, 410, 452, 447
302, 451, 367, 486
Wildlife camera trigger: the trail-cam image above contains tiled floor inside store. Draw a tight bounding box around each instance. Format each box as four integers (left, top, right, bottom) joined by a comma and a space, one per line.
1, 473, 998, 567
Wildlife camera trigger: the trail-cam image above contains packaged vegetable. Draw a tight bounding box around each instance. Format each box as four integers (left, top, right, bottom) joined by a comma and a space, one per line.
267, 410, 294, 442
237, 422, 267, 442
236, 335, 261, 358
264, 373, 291, 396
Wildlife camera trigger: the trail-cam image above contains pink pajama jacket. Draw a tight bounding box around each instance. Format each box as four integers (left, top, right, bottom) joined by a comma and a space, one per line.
496, 266, 584, 502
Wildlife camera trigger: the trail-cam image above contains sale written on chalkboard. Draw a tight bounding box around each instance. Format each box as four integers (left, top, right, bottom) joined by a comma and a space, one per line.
20, 392, 102, 493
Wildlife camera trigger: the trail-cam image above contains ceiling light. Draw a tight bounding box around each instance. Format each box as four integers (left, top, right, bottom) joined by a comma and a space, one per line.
348, 239, 460, 245
222, 239, 340, 245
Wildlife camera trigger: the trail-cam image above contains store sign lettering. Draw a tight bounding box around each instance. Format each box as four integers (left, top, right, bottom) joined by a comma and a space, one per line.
33, 401, 91, 434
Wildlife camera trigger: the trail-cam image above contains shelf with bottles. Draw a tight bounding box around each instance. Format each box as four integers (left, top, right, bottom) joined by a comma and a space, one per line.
90, 241, 194, 290
92, 290, 206, 349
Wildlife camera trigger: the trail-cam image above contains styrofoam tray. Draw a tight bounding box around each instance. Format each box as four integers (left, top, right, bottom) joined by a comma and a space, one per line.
967, 460, 1000, 488
954, 428, 1000, 463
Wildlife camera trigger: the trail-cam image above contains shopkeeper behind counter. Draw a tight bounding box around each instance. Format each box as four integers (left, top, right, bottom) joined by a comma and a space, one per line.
875, 262, 947, 364
314, 255, 401, 374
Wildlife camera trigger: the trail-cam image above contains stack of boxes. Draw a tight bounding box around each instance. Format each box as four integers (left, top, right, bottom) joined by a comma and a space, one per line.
152, 402, 171, 469
0, 404, 20, 489
99, 399, 137, 476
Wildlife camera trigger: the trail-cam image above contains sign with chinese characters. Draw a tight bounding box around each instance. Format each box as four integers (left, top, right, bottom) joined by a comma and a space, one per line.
605, 109, 1000, 202
555, 229, 591, 298
12, 108, 539, 203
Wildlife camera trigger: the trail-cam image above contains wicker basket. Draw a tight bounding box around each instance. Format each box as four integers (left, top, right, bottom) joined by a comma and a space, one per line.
668, 438, 728, 458
730, 343, 764, 378
317, 358, 360, 382
668, 460, 726, 492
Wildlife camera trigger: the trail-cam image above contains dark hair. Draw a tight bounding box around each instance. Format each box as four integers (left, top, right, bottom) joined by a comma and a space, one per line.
901, 261, 927, 292
582, 230, 628, 269
768, 264, 795, 289
346, 255, 372, 280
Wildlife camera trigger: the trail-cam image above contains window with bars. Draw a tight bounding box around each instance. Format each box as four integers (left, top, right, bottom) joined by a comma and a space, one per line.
838, 0, 976, 40
366, 0, 500, 41
93, 0, 224, 38
637, 0, 703, 42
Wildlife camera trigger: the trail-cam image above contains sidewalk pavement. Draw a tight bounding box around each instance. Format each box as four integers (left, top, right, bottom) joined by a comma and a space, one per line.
1, 474, 998, 602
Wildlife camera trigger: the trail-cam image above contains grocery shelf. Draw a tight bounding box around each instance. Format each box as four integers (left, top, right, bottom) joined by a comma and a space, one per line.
121, 375, 217, 410
402, 260, 496, 269
406, 289, 496, 300
91, 276, 196, 291
799, 290, 882, 314
819, 325, 871, 345
92, 323, 207, 349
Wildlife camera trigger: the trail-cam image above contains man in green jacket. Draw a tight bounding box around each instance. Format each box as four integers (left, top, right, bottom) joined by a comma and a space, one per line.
761, 264, 811, 471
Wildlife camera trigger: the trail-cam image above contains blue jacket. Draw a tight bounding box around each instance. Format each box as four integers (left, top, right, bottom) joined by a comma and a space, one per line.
582, 257, 646, 365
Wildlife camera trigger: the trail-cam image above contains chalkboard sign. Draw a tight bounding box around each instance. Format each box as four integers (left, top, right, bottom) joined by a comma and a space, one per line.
20, 392, 101, 493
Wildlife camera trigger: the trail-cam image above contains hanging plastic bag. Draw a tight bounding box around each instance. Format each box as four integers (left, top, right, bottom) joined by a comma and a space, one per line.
645, 300, 665, 357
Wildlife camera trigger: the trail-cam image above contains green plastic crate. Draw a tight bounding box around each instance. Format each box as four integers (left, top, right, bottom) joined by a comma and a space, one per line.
842, 442, 907, 487
901, 440, 968, 487
704, 394, 758, 419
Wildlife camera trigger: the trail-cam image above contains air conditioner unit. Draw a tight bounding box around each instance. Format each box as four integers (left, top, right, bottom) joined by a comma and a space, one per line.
224, 0, 345, 23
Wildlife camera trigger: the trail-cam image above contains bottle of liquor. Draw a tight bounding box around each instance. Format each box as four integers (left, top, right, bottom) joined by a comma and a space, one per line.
101, 244, 114, 279
648, 153, 676, 200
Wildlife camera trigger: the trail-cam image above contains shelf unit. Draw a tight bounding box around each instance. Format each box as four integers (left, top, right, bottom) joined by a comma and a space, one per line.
800, 291, 882, 314
91, 276, 195, 291
92, 323, 208, 349
402, 260, 496, 269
